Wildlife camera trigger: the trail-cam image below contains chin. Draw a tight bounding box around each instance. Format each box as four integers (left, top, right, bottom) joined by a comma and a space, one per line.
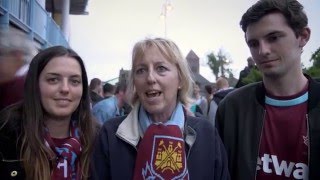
50, 110, 74, 119
143, 105, 162, 115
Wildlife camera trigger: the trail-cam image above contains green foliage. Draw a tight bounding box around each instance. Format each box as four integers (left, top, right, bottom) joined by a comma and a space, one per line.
306, 47, 320, 78
310, 47, 320, 68
242, 68, 262, 84
207, 52, 219, 80
306, 66, 320, 77
206, 49, 232, 80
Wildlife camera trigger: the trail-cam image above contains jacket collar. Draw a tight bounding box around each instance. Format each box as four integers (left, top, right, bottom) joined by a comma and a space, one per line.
116, 102, 141, 147
116, 102, 197, 148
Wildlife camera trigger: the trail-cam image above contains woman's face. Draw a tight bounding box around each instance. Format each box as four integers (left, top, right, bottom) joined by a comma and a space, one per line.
133, 46, 181, 122
39, 56, 83, 120
193, 83, 200, 96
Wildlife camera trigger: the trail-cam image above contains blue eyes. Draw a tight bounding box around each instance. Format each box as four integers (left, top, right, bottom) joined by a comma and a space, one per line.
157, 66, 167, 72
135, 66, 168, 75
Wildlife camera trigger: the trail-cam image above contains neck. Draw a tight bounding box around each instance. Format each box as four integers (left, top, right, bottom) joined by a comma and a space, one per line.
263, 71, 307, 96
150, 103, 176, 123
45, 117, 71, 138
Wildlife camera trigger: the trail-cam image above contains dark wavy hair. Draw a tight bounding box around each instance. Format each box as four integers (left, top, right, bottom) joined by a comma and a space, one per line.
1, 46, 96, 179
240, 0, 308, 37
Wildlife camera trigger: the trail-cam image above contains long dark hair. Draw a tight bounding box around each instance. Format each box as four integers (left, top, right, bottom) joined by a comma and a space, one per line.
1, 46, 95, 179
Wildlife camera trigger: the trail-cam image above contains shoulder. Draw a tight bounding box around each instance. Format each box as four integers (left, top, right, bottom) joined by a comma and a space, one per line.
221, 82, 261, 104
100, 115, 127, 132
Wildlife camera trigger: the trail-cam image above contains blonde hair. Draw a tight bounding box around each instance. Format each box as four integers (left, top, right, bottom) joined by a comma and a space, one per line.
216, 77, 229, 90
127, 37, 194, 107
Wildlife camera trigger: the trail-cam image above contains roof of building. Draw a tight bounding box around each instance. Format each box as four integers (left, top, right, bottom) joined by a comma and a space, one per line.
46, 0, 89, 15
192, 73, 211, 86
186, 50, 199, 61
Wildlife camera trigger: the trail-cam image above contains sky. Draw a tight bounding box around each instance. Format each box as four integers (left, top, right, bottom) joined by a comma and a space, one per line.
69, 0, 320, 83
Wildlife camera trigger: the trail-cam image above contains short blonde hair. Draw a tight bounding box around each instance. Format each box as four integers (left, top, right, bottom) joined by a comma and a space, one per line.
216, 77, 229, 90
127, 37, 194, 107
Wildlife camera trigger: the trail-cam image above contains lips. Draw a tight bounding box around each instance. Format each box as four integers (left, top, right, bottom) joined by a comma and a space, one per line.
145, 90, 161, 98
54, 98, 72, 106
54, 98, 71, 102
260, 59, 278, 65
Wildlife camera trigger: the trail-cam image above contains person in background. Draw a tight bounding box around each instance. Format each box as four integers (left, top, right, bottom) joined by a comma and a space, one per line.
204, 84, 216, 115
92, 82, 127, 124
89, 78, 103, 106
235, 57, 257, 88
102, 82, 115, 99
190, 81, 208, 117
90, 37, 229, 179
208, 77, 233, 125
216, 0, 320, 179
0, 29, 37, 111
204, 84, 215, 103
0, 46, 98, 179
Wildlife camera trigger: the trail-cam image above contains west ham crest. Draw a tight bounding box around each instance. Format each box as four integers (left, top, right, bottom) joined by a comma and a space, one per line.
142, 135, 189, 180
133, 124, 189, 180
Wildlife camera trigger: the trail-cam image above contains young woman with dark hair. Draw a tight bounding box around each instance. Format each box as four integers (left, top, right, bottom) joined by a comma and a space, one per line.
0, 46, 99, 179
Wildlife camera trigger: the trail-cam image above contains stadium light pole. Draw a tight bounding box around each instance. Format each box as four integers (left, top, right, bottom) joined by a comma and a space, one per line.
160, 0, 173, 38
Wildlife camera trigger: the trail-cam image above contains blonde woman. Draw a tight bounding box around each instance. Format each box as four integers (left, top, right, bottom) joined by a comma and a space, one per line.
91, 38, 229, 179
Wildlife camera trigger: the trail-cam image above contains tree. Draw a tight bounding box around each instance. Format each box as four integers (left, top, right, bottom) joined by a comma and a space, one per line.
306, 47, 320, 77
207, 49, 232, 80
311, 47, 320, 67
207, 52, 219, 80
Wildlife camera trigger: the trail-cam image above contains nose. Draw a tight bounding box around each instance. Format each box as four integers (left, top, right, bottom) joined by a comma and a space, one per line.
259, 41, 271, 56
60, 79, 70, 93
146, 70, 156, 84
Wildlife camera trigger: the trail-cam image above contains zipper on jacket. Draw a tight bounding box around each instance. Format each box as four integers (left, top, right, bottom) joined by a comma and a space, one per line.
186, 139, 193, 160
306, 114, 310, 178
254, 109, 266, 180
184, 126, 196, 160
1, 159, 23, 162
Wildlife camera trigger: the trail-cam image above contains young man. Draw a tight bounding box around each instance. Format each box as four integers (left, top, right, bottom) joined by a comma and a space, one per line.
92, 82, 127, 124
102, 82, 115, 99
215, 0, 320, 179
